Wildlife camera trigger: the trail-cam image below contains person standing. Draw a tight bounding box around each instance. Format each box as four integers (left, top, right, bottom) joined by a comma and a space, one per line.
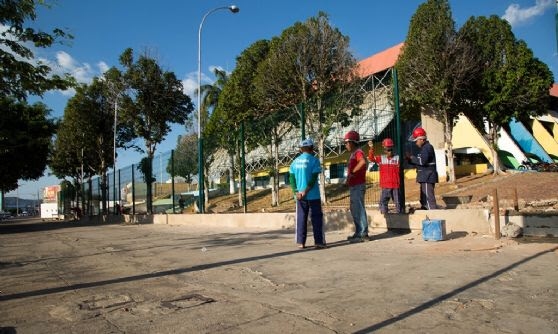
289, 138, 327, 249
368, 138, 403, 214
406, 127, 438, 210
344, 130, 369, 242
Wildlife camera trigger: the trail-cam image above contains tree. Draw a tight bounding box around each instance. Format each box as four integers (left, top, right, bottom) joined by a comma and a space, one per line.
209, 40, 271, 203
167, 133, 198, 183
253, 12, 362, 203
0, 0, 74, 101
0, 97, 56, 192
117, 48, 194, 213
459, 15, 554, 174
396, 0, 480, 183
50, 80, 115, 214
0, 0, 75, 192
196, 67, 231, 207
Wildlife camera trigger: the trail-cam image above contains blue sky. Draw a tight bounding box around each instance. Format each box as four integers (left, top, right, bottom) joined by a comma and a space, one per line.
7, 0, 557, 199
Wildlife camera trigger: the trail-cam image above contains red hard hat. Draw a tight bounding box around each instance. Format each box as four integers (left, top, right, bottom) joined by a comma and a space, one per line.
412, 127, 427, 140
382, 138, 394, 147
344, 130, 360, 143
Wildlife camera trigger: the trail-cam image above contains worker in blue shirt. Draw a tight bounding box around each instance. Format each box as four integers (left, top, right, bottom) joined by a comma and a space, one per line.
289, 138, 327, 249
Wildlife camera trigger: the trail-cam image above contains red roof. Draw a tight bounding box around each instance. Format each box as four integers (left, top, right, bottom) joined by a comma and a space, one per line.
357, 43, 557, 99
356, 43, 403, 78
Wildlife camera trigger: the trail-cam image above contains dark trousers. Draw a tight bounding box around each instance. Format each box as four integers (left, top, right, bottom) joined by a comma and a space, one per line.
419, 183, 438, 210
295, 199, 325, 245
380, 188, 402, 213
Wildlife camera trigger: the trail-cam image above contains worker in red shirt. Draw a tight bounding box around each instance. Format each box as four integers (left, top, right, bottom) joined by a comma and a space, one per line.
368, 138, 403, 214
344, 130, 369, 242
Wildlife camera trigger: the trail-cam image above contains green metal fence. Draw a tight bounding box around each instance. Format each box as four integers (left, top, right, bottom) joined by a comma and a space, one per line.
79, 69, 406, 215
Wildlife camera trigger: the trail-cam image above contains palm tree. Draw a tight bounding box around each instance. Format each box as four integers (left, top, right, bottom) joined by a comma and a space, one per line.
197, 68, 230, 130
196, 68, 230, 207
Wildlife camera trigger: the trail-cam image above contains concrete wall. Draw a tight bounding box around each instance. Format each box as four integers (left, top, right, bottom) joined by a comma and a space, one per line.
500, 214, 558, 237
86, 210, 557, 238
150, 208, 495, 236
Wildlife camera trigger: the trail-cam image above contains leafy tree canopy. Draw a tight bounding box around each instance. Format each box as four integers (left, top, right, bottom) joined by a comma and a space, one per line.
1, 0, 75, 101
117, 48, 194, 158
459, 15, 554, 126
0, 97, 56, 191
167, 133, 198, 183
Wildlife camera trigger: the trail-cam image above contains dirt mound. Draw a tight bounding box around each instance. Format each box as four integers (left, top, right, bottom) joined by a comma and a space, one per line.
206, 171, 558, 213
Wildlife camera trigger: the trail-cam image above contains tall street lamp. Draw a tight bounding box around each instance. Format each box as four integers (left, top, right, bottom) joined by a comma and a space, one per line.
113, 99, 118, 215
197, 5, 239, 214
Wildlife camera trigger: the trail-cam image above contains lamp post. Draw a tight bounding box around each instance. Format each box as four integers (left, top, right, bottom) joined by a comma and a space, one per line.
197, 5, 239, 214
113, 99, 118, 215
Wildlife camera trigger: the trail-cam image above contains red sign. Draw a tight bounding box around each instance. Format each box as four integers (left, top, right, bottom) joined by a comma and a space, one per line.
43, 185, 61, 203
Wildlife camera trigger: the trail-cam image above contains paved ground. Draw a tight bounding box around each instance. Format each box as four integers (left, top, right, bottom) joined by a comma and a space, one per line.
1, 218, 557, 334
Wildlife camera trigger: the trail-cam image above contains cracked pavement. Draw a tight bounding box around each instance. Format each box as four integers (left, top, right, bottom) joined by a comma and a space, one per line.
1, 218, 557, 333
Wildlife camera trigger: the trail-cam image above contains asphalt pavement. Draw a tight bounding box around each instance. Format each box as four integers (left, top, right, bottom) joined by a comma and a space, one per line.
0, 217, 557, 333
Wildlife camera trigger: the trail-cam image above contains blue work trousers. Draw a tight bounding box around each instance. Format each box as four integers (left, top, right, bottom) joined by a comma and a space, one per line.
349, 183, 369, 237
420, 183, 438, 210
295, 199, 325, 246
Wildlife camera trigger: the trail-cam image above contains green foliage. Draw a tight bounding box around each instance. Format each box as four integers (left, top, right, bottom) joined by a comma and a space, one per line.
209, 39, 271, 155
397, 0, 461, 119
253, 12, 361, 139
138, 157, 155, 184
197, 67, 232, 161
0, 0, 75, 101
167, 134, 198, 183
50, 79, 114, 182
117, 48, 194, 158
459, 15, 554, 126
0, 97, 56, 191
0, 0, 75, 191
114, 48, 193, 213
396, 0, 485, 182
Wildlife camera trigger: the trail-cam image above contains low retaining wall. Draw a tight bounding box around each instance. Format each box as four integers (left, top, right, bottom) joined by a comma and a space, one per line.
83, 210, 557, 237
150, 208, 496, 236
500, 213, 558, 237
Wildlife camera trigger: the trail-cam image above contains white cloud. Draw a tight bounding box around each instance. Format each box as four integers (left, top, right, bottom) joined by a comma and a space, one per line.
56, 51, 77, 70
182, 69, 216, 100
55, 51, 94, 83
182, 72, 199, 98
502, 0, 553, 26
98, 61, 110, 74
38, 52, 113, 96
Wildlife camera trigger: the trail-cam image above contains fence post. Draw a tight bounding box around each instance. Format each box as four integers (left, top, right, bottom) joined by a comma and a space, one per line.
132, 164, 136, 216
171, 150, 175, 214
392, 68, 406, 212
493, 189, 500, 239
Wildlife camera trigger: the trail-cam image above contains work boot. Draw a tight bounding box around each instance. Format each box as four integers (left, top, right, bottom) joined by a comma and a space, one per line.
349, 235, 368, 243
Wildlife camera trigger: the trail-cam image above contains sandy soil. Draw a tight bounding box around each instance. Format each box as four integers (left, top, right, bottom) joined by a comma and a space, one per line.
206, 171, 558, 213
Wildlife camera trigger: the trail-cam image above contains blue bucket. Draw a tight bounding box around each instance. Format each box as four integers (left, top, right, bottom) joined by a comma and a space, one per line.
422, 219, 446, 241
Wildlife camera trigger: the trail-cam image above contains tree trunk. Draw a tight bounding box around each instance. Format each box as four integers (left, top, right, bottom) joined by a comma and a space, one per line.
270, 131, 279, 207
318, 136, 327, 204
237, 140, 243, 207
489, 123, 506, 175
87, 177, 93, 215
145, 155, 153, 214
101, 167, 108, 214
228, 152, 236, 195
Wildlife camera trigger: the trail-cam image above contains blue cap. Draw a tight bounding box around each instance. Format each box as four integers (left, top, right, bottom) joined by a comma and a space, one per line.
300, 138, 314, 147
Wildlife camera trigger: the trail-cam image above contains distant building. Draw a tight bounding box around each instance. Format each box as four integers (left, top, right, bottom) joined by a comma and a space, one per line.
3, 197, 40, 213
